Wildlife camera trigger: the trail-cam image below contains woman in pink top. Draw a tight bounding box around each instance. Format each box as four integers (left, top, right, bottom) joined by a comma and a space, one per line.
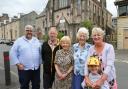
84, 27, 117, 89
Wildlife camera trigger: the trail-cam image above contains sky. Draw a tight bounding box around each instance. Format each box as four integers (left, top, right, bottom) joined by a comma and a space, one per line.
0, 0, 117, 17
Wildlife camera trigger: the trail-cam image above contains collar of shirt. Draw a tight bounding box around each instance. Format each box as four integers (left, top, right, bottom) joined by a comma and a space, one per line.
48, 39, 59, 46
74, 43, 90, 50
48, 39, 59, 50
23, 36, 37, 43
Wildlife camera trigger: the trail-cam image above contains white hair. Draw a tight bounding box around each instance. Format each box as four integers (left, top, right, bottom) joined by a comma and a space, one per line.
91, 27, 105, 37
25, 25, 33, 31
76, 27, 89, 40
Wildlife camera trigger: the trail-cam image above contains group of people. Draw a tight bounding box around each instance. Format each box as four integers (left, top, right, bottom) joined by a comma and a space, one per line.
10, 25, 117, 89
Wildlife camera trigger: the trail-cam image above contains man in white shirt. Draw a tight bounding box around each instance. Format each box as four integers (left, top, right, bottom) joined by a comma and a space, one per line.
10, 25, 42, 89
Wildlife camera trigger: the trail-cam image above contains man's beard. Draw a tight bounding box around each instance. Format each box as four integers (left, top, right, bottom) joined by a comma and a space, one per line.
26, 33, 32, 39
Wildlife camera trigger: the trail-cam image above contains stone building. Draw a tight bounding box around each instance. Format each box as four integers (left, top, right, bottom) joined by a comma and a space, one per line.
115, 0, 128, 49
0, 11, 37, 41
35, 10, 47, 39
42, 0, 113, 42
112, 17, 117, 29
0, 13, 9, 26
19, 11, 37, 37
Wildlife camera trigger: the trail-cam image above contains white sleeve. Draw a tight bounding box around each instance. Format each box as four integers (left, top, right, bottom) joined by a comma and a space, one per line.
9, 40, 20, 65
104, 45, 115, 76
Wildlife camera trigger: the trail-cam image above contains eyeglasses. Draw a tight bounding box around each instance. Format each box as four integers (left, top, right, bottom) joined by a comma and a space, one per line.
25, 30, 32, 32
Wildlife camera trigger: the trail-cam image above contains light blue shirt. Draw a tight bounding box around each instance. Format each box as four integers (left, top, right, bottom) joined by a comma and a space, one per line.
10, 36, 42, 70
81, 73, 109, 89
89, 73, 109, 89
73, 43, 91, 76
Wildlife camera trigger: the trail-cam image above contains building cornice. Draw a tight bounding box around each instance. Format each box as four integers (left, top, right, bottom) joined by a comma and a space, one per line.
115, 1, 128, 6
54, 6, 70, 12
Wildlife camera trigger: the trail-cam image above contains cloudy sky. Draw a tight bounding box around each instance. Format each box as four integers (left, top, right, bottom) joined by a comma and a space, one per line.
0, 0, 117, 17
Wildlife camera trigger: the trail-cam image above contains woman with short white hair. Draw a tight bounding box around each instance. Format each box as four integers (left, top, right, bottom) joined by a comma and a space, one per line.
72, 27, 91, 89
85, 27, 117, 89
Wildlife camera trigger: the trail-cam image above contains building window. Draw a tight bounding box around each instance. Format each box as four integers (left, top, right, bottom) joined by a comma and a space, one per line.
43, 21, 45, 28
58, 0, 69, 9
76, 0, 81, 15
119, 5, 127, 16
15, 30, 17, 38
88, 1, 90, 6
127, 5, 128, 15
54, 0, 71, 10
93, 4, 96, 14
98, 8, 101, 16
54, 0, 59, 10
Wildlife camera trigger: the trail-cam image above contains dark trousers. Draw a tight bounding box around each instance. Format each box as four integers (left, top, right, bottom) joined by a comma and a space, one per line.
43, 73, 55, 89
18, 68, 40, 89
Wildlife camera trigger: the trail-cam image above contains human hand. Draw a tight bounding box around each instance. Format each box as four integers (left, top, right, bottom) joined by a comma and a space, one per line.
58, 73, 68, 80
16, 64, 24, 70
61, 73, 68, 80
92, 80, 103, 89
85, 78, 93, 87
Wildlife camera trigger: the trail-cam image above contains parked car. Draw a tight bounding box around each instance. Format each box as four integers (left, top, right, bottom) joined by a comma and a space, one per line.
6, 41, 14, 46
5, 40, 14, 46
0, 39, 5, 44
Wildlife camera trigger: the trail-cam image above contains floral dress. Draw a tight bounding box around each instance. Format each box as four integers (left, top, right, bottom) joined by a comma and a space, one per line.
53, 49, 73, 89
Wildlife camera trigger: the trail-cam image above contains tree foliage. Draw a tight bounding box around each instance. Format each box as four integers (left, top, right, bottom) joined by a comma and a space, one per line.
81, 20, 93, 30
57, 31, 64, 40
81, 20, 93, 43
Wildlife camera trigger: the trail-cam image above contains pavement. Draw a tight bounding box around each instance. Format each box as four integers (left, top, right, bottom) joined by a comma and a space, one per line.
0, 49, 127, 89
115, 49, 128, 63
0, 67, 19, 89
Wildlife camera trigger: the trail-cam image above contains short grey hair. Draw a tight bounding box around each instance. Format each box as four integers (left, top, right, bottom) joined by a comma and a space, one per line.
91, 27, 105, 37
76, 27, 89, 40
25, 25, 33, 31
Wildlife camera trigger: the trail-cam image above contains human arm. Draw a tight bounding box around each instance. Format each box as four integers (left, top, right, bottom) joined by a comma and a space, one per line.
104, 45, 115, 76
9, 40, 24, 70
41, 42, 45, 63
84, 48, 93, 87
55, 64, 63, 79
39, 41, 42, 64
93, 45, 115, 88
54, 50, 63, 80
84, 75, 93, 87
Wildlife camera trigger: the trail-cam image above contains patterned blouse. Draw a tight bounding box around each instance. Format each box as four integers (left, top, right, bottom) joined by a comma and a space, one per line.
54, 49, 73, 72
53, 49, 73, 89
73, 43, 91, 76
